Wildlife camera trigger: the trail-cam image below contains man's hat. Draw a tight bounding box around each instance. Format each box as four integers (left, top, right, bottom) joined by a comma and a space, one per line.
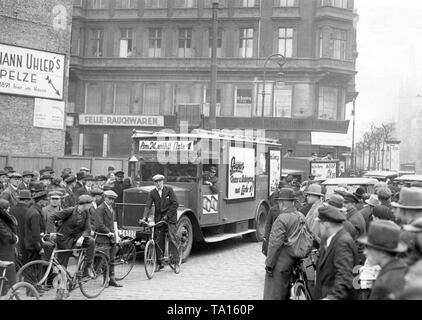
365, 194, 380, 207
9, 172, 22, 179
403, 216, 422, 233
108, 166, 115, 171
76, 172, 86, 180
341, 191, 359, 204
0, 199, 10, 210
78, 194, 93, 205
209, 166, 217, 173
358, 220, 407, 253
48, 190, 63, 198
44, 166, 54, 173
0, 170, 7, 177
316, 204, 346, 223
104, 190, 118, 199
64, 175, 76, 184
18, 190, 32, 200
152, 174, 165, 182
373, 205, 394, 221
95, 175, 108, 182
80, 167, 90, 172
33, 190, 47, 200
22, 170, 34, 178
83, 174, 94, 181
304, 184, 324, 197
103, 183, 114, 191
4, 166, 14, 172
39, 168, 48, 176
325, 194, 345, 210
275, 188, 297, 201
354, 187, 365, 199
40, 173, 52, 180
115, 171, 125, 177
30, 182, 45, 193
391, 187, 422, 210
90, 188, 104, 196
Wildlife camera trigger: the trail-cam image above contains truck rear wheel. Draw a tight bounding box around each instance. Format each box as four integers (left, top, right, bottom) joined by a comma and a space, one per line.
250, 204, 267, 242
177, 215, 193, 262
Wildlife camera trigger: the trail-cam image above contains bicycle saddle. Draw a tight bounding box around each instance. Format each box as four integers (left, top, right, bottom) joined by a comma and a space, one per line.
0, 260, 14, 268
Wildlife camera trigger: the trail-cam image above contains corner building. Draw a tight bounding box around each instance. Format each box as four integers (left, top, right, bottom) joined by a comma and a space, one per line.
68, 0, 357, 159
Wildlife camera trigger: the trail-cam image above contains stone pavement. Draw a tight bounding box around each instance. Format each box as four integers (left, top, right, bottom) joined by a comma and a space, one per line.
69, 237, 266, 300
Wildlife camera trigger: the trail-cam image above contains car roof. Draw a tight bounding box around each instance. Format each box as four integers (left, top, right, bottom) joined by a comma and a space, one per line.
363, 171, 398, 178
322, 178, 379, 185
394, 175, 422, 182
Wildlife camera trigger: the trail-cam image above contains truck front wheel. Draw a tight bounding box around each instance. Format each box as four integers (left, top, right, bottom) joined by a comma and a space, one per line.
177, 215, 193, 262
250, 204, 268, 242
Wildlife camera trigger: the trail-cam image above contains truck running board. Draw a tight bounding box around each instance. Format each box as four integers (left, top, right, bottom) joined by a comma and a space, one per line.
203, 229, 256, 243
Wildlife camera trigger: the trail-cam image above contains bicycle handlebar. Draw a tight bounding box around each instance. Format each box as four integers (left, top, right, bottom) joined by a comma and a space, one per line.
138, 219, 168, 228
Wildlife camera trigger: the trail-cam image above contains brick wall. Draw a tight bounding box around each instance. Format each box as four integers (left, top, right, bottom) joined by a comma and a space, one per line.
0, 0, 73, 156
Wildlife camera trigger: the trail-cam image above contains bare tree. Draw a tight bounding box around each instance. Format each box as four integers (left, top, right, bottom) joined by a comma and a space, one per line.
380, 122, 395, 170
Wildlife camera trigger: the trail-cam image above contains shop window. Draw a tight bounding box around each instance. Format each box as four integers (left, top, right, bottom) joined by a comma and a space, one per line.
83, 133, 103, 157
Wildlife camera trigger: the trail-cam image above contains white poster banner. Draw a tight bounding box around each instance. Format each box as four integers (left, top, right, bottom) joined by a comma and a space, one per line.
310, 161, 337, 180
139, 140, 194, 151
311, 132, 351, 147
0, 43, 65, 100
228, 146, 255, 200
33, 98, 65, 130
269, 149, 281, 197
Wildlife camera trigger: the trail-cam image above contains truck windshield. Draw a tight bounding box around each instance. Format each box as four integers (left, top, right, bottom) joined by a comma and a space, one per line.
139, 162, 198, 182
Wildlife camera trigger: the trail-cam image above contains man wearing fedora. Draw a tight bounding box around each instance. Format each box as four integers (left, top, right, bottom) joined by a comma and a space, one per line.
72, 171, 86, 194
392, 187, 422, 266
74, 174, 95, 202
353, 187, 366, 211
324, 194, 358, 241
1, 172, 22, 208
342, 191, 366, 238
359, 194, 381, 233
304, 184, 325, 240
24, 183, 49, 263
313, 205, 359, 300
358, 220, 408, 300
62, 175, 77, 209
10, 190, 32, 264
264, 188, 306, 300
19, 171, 34, 191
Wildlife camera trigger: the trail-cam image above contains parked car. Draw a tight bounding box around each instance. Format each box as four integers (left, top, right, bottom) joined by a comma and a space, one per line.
363, 170, 398, 182
322, 178, 379, 199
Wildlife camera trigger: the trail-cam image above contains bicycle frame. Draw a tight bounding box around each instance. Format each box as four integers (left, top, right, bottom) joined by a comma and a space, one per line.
141, 220, 170, 262
0, 266, 10, 295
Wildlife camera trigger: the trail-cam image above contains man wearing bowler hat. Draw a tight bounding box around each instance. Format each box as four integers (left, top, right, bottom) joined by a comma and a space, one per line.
359, 220, 408, 300
1, 172, 22, 208
19, 171, 34, 191
263, 188, 306, 300
313, 205, 359, 300
143, 174, 180, 271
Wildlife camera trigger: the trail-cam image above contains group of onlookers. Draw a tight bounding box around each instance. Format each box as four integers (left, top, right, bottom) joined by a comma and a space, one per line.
0, 165, 133, 295
263, 176, 422, 300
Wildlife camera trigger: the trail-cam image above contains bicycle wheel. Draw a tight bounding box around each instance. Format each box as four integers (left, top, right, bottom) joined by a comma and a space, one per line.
6, 282, 40, 300
144, 240, 156, 280
16, 260, 62, 300
114, 241, 136, 281
168, 244, 182, 274
78, 251, 109, 299
290, 281, 309, 300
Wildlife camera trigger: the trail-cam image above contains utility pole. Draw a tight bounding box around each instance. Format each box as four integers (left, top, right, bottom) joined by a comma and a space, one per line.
351, 93, 358, 172
208, 0, 219, 130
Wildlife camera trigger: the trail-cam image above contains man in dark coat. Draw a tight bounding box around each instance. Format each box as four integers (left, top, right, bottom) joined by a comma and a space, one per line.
62, 175, 77, 209
359, 194, 380, 232
94, 190, 122, 287
359, 220, 408, 300
263, 188, 304, 300
19, 171, 34, 190
341, 191, 366, 238
0, 170, 8, 193
262, 189, 284, 256
0, 172, 22, 208
0, 199, 18, 295
50, 195, 96, 277
314, 205, 359, 300
143, 174, 180, 269
9, 190, 32, 264
24, 186, 49, 263
72, 171, 85, 194
74, 174, 95, 202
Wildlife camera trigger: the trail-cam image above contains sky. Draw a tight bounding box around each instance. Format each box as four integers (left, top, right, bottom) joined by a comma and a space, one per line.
347, 0, 422, 141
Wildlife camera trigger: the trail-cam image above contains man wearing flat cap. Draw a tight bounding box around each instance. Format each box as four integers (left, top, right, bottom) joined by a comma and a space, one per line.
1, 172, 22, 208
313, 205, 359, 300
50, 195, 96, 278
42, 191, 63, 234
144, 174, 180, 271
263, 188, 307, 300
94, 190, 122, 287
359, 220, 408, 300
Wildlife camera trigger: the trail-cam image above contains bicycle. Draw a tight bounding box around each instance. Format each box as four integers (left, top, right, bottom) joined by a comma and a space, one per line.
16, 233, 109, 300
289, 249, 318, 300
0, 260, 40, 300
94, 232, 137, 281
138, 219, 183, 279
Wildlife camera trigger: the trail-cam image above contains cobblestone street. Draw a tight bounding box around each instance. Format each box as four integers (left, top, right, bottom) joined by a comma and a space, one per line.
69, 238, 265, 300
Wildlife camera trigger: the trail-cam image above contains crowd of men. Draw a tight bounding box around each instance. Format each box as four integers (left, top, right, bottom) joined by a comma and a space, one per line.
263, 175, 422, 300
0, 165, 134, 294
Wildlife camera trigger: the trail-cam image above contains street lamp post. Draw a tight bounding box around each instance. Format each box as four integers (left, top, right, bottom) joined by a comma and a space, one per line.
351, 93, 358, 172
261, 54, 286, 129
208, 0, 219, 130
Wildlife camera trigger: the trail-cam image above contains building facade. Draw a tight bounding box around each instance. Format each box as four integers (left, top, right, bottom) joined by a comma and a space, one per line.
68, 0, 358, 159
0, 0, 73, 156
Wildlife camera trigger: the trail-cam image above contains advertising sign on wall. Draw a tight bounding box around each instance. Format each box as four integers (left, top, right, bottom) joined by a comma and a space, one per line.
0, 43, 65, 100
268, 149, 281, 197
139, 140, 194, 151
79, 114, 164, 127
310, 161, 338, 180
227, 146, 255, 200
33, 98, 65, 130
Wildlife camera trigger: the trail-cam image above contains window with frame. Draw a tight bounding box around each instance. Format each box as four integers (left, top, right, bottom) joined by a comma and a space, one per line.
238, 0, 259, 7
204, 0, 227, 8
114, 85, 131, 115
149, 28, 162, 57
318, 86, 338, 120
278, 27, 293, 58
329, 29, 347, 60
239, 28, 254, 58
274, 0, 296, 6
235, 86, 253, 117
320, 0, 348, 9
174, 0, 197, 8
178, 28, 192, 58
116, 0, 137, 9
273, 85, 292, 118
119, 28, 133, 58
203, 86, 221, 117
144, 85, 161, 115
145, 0, 167, 8
256, 83, 273, 117
88, 0, 107, 9
86, 83, 102, 113
90, 29, 104, 57
209, 28, 222, 58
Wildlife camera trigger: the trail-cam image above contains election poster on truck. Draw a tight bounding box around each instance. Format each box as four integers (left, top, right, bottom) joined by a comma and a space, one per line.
268, 149, 281, 197
227, 146, 255, 200
310, 161, 338, 180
